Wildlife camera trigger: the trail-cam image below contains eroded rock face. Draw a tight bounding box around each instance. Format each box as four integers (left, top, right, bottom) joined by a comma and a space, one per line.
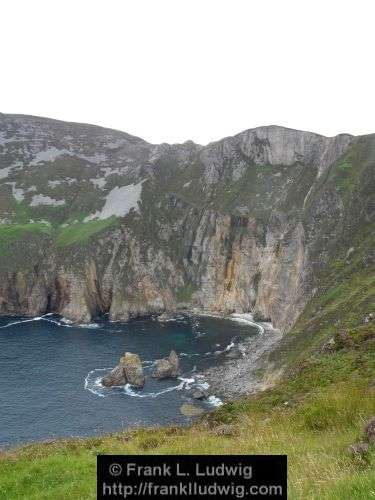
152, 350, 180, 379
101, 365, 127, 387
101, 352, 145, 388
0, 114, 373, 334
120, 352, 145, 388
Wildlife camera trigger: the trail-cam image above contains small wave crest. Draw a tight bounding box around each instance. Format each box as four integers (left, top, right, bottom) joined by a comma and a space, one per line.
0, 314, 104, 330
228, 313, 266, 334
207, 395, 223, 407
0, 314, 75, 330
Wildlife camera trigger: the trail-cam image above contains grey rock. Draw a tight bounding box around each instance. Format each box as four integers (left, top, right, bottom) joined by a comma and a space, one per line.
0, 114, 371, 347
225, 348, 243, 360
348, 442, 369, 457
191, 388, 209, 400
101, 365, 127, 387
102, 352, 145, 388
120, 352, 145, 388
252, 311, 271, 322
211, 424, 237, 437
364, 416, 375, 443
152, 350, 180, 379
364, 313, 374, 324
322, 337, 336, 353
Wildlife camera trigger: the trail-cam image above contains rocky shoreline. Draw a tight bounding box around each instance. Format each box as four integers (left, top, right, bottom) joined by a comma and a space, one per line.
156, 309, 283, 399
113, 310, 283, 401
203, 316, 282, 398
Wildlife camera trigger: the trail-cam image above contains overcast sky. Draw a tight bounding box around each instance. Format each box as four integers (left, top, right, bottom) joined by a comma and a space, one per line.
1, 0, 374, 144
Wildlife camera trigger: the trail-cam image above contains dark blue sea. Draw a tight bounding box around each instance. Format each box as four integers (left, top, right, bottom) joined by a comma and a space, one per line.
0, 314, 258, 447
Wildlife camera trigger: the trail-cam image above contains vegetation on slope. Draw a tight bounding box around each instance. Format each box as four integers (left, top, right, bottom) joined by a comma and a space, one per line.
0, 217, 119, 255
0, 258, 374, 500
55, 217, 119, 247
0, 222, 53, 256
0, 131, 373, 498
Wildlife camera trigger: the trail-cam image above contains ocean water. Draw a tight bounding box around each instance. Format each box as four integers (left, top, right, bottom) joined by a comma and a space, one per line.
0, 314, 259, 447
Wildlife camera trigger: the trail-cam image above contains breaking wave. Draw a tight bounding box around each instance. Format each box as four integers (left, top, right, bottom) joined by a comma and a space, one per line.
228, 313, 267, 334
84, 369, 203, 400
0, 314, 103, 330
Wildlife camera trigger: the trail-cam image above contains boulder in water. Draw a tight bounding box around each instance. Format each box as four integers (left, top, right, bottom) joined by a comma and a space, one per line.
191, 388, 209, 400
101, 352, 145, 388
101, 365, 127, 387
120, 352, 145, 388
152, 350, 180, 379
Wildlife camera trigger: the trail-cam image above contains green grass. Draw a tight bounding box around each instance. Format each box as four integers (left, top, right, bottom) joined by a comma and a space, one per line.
55, 217, 119, 247
0, 222, 53, 255
0, 218, 120, 253
0, 377, 374, 499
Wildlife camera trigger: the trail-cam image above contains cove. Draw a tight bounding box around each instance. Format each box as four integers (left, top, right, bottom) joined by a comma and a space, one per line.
0, 313, 259, 447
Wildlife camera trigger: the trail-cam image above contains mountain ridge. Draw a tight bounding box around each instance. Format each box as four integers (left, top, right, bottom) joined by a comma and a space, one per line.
0, 114, 373, 334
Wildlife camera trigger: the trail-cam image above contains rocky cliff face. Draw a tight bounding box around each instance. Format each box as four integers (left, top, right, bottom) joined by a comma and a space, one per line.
0, 114, 373, 331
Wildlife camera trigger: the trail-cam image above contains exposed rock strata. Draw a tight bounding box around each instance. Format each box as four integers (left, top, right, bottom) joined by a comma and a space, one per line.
0, 115, 373, 333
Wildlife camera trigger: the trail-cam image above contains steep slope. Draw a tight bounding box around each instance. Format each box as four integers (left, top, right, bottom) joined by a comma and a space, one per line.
0, 114, 373, 335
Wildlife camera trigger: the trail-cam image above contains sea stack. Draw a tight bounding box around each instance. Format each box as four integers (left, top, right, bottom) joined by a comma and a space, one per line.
102, 352, 145, 388
152, 350, 180, 379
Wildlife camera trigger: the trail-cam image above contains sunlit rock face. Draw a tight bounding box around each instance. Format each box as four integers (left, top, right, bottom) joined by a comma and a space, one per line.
0, 114, 373, 331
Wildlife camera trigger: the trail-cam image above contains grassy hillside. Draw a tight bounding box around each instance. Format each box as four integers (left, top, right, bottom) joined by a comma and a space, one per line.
0, 261, 374, 500
0, 122, 373, 498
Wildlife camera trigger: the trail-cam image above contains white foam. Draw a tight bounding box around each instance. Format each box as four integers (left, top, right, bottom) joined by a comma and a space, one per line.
0, 316, 43, 329
41, 318, 73, 328
85, 371, 198, 399
84, 369, 112, 397
224, 340, 235, 352
61, 317, 74, 324
124, 381, 185, 398
0, 314, 73, 329
78, 323, 100, 329
228, 313, 265, 334
207, 395, 223, 407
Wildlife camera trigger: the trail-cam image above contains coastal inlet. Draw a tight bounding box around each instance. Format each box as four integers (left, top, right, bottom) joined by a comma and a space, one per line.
0, 313, 265, 447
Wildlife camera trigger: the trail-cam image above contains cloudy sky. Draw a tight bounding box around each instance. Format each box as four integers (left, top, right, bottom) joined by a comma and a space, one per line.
1, 0, 374, 144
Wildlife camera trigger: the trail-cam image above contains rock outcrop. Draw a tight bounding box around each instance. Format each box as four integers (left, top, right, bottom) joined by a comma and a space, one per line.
0, 114, 373, 334
102, 352, 145, 388
152, 350, 180, 379
101, 365, 127, 387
